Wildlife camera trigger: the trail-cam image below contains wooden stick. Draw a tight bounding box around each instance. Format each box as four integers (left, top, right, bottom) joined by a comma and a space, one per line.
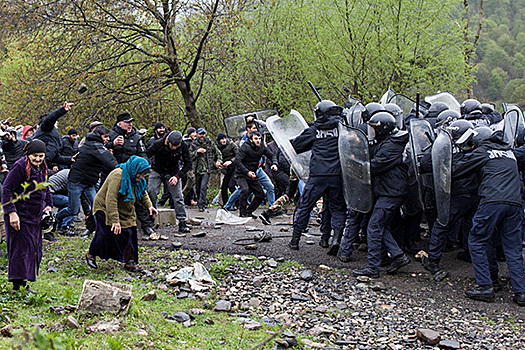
248, 322, 293, 350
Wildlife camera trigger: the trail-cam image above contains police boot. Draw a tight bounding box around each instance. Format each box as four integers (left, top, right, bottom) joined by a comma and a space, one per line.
288, 231, 301, 250
178, 220, 190, 233
327, 229, 343, 256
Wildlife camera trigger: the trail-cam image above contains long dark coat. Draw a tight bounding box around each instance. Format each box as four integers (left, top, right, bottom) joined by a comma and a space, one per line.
2, 157, 52, 281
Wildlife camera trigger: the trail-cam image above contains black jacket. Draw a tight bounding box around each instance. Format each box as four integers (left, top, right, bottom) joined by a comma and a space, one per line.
453, 132, 522, 206
146, 136, 192, 178
420, 148, 479, 196
370, 132, 409, 198
69, 133, 118, 185
60, 135, 79, 157
2, 138, 27, 169
33, 107, 72, 166
291, 114, 342, 177
107, 125, 146, 163
235, 140, 277, 177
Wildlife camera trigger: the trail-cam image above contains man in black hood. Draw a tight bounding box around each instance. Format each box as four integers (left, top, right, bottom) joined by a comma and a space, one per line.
289, 100, 347, 255
147, 122, 167, 148
453, 130, 525, 306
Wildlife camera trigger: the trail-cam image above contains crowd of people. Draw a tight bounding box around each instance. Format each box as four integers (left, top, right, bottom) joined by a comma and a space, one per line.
1, 97, 525, 309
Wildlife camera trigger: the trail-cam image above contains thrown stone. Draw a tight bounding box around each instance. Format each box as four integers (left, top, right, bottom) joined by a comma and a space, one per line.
267, 259, 278, 268
141, 290, 157, 301
439, 340, 460, 349
86, 319, 121, 333
371, 282, 386, 291
417, 328, 441, 345
214, 300, 232, 312
291, 294, 309, 302
169, 312, 190, 323
305, 240, 315, 245
192, 231, 206, 238
319, 265, 331, 271
245, 244, 257, 250
248, 297, 261, 308
301, 338, 325, 348
253, 276, 265, 287
356, 276, 371, 283
300, 270, 313, 281
66, 316, 79, 329
77, 280, 132, 315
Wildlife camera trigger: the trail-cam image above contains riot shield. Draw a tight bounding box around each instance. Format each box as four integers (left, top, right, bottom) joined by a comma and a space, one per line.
432, 129, 452, 226
338, 124, 373, 213
266, 110, 311, 181
425, 92, 461, 114
387, 93, 416, 116
409, 119, 434, 209
379, 87, 397, 105
503, 109, 519, 148
223, 109, 277, 139
343, 101, 366, 127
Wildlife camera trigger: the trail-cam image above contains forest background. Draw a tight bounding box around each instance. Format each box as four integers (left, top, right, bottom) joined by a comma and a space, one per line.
0, 0, 521, 136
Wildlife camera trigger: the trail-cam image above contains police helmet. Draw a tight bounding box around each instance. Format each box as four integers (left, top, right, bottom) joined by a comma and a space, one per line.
473, 126, 493, 146
436, 110, 460, 127
363, 102, 385, 122
516, 124, 525, 147
368, 111, 397, 138
427, 102, 449, 118
447, 119, 474, 141
460, 99, 482, 115
481, 103, 495, 114
314, 100, 343, 119
384, 103, 403, 118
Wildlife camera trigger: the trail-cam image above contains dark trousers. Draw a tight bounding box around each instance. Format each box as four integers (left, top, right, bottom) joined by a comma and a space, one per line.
428, 194, 478, 263
292, 176, 346, 240
237, 176, 265, 217
339, 211, 367, 257
220, 168, 236, 205
469, 203, 525, 293
366, 196, 405, 271
195, 173, 210, 210
320, 195, 332, 241
272, 170, 290, 199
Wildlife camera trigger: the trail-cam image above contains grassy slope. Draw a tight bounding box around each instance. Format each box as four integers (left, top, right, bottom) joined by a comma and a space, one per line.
0, 238, 283, 350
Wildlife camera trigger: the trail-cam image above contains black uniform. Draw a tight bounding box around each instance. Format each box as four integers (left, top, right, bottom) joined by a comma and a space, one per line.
289, 113, 347, 254
33, 107, 72, 167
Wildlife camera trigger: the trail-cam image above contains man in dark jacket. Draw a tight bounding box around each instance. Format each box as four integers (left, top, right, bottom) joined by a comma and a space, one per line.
146, 130, 192, 233
106, 112, 151, 235
453, 130, 525, 306
1, 128, 27, 169
352, 111, 411, 278
190, 128, 222, 211
60, 128, 79, 158
57, 126, 118, 236
33, 101, 76, 169
107, 112, 147, 163
235, 131, 277, 218
289, 100, 347, 254
217, 132, 238, 205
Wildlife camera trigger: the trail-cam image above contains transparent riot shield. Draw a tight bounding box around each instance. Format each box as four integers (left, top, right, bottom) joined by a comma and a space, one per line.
387, 93, 415, 117
379, 87, 397, 105
502, 109, 519, 148
432, 129, 452, 226
425, 92, 461, 114
223, 109, 277, 139
338, 124, 373, 213
343, 101, 366, 127
409, 119, 434, 209
266, 110, 311, 181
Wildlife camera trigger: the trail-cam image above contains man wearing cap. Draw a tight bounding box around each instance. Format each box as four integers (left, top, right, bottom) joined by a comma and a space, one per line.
146, 130, 192, 233
147, 122, 167, 148
60, 128, 79, 160
190, 128, 222, 211
79, 121, 104, 147
106, 112, 151, 235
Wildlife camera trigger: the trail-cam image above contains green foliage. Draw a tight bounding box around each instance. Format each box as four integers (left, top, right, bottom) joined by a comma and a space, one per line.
106, 336, 125, 350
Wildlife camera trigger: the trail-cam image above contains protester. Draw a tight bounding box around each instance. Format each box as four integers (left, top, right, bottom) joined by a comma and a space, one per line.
2, 139, 53, 293
86, 156, 158, 272
190, 128, 222, 211
147, 122, 167, 147
182, 127, 198, 206
60, 128, 79, 158
216, 132, 238, 206
1, 128, 28, 169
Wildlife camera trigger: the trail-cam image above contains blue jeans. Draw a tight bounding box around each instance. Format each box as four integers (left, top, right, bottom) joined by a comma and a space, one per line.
224, 186, 241, 210
256, 168, 275, 206
52, 194, 69, 210
60, 182, 96, 228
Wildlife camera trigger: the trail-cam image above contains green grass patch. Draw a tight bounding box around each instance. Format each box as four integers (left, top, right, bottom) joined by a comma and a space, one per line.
0, 237, 280, 349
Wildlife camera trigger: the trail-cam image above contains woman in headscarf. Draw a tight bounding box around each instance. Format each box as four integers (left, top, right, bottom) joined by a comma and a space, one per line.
86, 155, 158, 271
2, 139, 53, 293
